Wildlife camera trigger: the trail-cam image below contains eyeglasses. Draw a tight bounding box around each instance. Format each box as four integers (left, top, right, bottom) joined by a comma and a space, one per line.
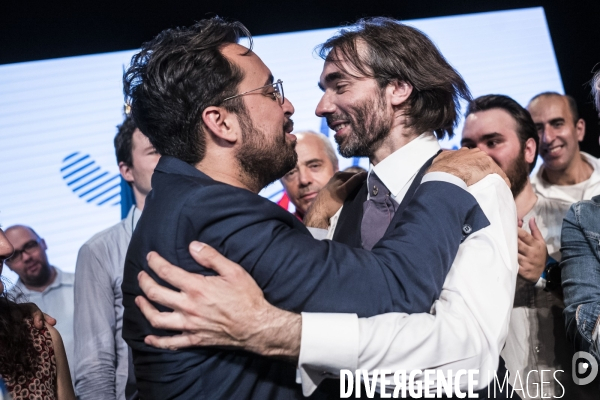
6, 239, 41, 265
223, 79, 284, 105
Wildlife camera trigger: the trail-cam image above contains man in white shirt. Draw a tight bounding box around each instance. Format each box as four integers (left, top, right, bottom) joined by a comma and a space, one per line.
74, 116, 160, 400
528, 92, 600, 203
6, 225, 76, 384
461, 94, 597, 399
132, 17, 519, 399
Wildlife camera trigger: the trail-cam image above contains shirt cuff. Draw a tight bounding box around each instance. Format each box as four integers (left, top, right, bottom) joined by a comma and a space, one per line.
298, 312, 359, 396
307, 227, 328, 240
421, 171, 467, 190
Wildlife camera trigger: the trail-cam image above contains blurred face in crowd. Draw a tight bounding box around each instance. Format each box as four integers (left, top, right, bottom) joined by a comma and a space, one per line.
5, 226, 52, 288
220, 44, 297, 189
461, 108, 536, 198
0, 228, 15, 293
527, 95, 585, 172
316, 48, 395, 159
119, 129, 161, 197
281, 134, 338, 216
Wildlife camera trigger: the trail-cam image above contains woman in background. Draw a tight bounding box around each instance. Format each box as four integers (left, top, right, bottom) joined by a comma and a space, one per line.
0, 227, 74, 400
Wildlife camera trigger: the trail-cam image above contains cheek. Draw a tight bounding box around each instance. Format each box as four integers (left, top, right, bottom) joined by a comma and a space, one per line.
313, 171, 334, 189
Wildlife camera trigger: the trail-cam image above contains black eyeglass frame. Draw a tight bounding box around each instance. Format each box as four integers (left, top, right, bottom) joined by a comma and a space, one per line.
5, 238, 42, 265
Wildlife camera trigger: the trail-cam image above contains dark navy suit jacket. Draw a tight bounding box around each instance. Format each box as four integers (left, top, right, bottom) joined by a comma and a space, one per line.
122, 156, 488, 399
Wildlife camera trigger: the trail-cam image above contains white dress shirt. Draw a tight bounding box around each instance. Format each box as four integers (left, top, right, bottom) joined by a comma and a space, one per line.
74, 206, 141, 400
299, 132, 518, 396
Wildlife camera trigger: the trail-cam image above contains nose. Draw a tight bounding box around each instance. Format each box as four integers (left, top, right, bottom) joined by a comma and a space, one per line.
315, 92, 335, 117
298, 167, 312, 187
0, 230, 14, 264
540, 124, 556, 144
282, 97, 295, 117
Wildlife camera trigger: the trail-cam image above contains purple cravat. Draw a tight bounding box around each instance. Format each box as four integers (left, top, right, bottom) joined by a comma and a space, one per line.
360, 172, 399, 250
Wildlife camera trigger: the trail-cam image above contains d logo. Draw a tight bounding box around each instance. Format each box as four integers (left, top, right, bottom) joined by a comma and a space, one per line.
572, 351, 599, 385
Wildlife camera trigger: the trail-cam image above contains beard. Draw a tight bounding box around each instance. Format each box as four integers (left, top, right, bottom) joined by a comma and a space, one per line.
23, 261, 52, 288
328, 89, 393, 158
506, 151, 530, 198
236, 110, 297, 191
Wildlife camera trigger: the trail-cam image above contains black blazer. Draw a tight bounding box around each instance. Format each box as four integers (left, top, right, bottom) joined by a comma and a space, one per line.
122, 156, 488, 399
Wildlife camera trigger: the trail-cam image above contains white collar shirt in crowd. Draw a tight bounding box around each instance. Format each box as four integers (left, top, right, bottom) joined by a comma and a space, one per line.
73, 205, 141, 400
501, 195, 597, 399
299, 133, 518, 396
531, 152, 600, 204
9, 266, 76, 385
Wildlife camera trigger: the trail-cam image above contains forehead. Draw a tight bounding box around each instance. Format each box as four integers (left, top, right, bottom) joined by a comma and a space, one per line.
296, 135, 328, 161
462, 109, 519, 140
221, 43, 271, 89
131, 128, 151, 149
528, 95, 571, 120
5, 226, 36, 244
319, 45, 371, 84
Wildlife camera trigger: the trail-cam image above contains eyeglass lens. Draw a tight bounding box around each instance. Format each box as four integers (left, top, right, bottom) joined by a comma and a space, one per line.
6, 240, 39, 264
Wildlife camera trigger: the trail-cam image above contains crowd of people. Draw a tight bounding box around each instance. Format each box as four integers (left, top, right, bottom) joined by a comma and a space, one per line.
1, 15, 600, 400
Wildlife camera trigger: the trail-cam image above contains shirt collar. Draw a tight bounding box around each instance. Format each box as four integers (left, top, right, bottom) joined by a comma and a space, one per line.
125, 205, 143, 234
371, 132, 441, 198
15, 267, 71, 295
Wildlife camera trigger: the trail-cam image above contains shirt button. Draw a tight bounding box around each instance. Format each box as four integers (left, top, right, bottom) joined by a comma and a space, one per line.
535, 346, 540, 353
373, 186, 379, 196
462, 224, 472, 235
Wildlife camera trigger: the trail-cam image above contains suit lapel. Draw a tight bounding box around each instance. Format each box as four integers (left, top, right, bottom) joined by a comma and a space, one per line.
332, 180, 368, 247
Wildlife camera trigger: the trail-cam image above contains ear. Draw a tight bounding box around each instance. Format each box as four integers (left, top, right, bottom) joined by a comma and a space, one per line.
202, 106, 239, 144
524, 137, 537, 165
387, 80, 413, 107
119, 161, 134, 184
40, 238, 47, 251
575, 118, 586, 142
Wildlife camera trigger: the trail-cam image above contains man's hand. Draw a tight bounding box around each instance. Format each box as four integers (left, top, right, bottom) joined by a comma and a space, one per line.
517, 218, 548, 283
17, 303, 56, 329
429, 148, 511, 187
304, 171, 367, 228
136, 241, 301, 360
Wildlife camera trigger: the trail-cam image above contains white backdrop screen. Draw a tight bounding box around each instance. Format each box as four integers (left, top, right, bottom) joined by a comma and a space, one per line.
0, 7, 563, 285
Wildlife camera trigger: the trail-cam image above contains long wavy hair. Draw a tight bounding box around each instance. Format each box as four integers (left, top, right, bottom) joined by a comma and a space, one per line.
0, 279, 38, 378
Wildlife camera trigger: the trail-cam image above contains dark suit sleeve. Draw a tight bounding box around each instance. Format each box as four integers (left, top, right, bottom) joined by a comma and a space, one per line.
181, 180, 489, 317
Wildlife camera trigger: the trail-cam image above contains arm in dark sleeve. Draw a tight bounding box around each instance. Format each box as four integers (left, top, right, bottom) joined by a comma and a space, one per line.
561, 202, 600, 361
178, 180, 488, 318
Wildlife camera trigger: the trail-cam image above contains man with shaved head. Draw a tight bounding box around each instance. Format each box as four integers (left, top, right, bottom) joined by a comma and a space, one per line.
280, 131, 339, 220
528, 92, 600, 203
5, 224, 75, 384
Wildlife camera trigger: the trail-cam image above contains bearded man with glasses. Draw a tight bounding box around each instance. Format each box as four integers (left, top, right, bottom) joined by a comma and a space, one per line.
5, 224, 76, 385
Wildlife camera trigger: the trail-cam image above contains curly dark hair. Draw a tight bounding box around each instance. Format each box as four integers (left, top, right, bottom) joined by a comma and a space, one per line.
0, 286, 38, 378
317, 17, 471, 140
123, 16, 251, 165
114, 115, 138, 167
